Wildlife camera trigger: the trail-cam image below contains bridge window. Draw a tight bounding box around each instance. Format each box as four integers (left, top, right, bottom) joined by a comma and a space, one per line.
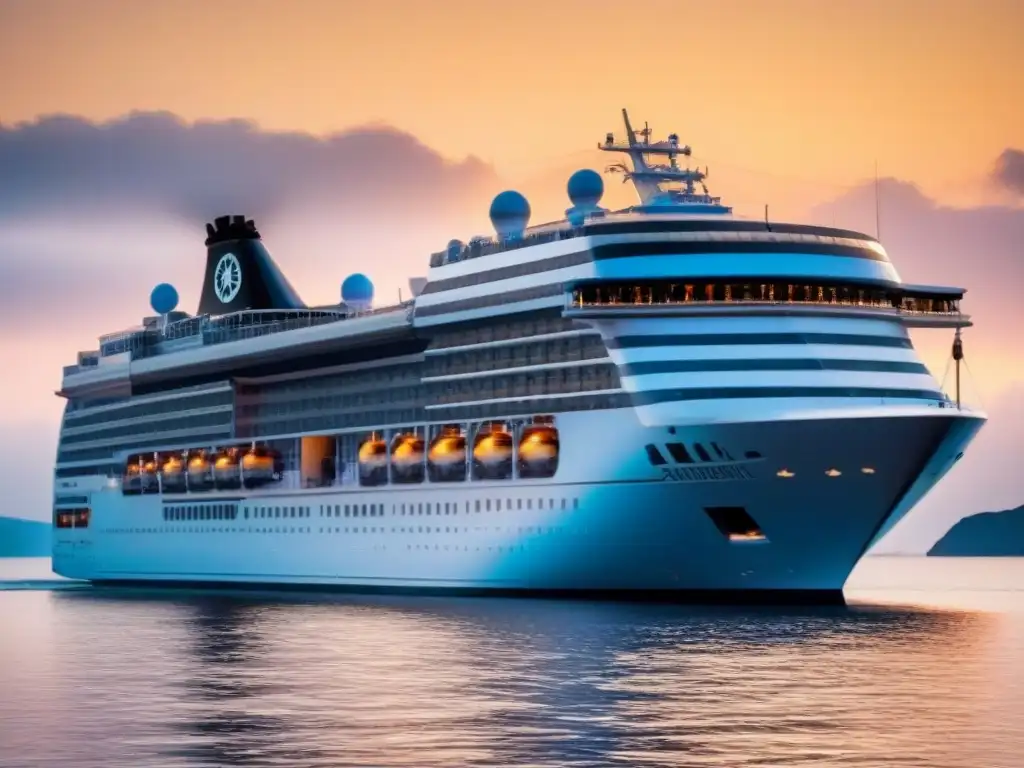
54, 508, 90, 529
573, 280, 960, 314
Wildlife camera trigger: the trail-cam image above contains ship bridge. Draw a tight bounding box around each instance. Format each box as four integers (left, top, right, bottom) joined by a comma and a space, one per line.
416, 109, 968, 333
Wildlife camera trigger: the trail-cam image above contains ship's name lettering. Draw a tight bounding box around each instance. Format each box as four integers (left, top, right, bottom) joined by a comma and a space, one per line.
660, 465, 754, 483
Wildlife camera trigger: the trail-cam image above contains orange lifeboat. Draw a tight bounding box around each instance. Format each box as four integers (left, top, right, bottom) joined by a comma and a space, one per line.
472, 422, 513, 480
241, 445, 282, 488
428, 425, 467, 482
213, 447, 242, 490
518, 424, 560, 479
186, 450, 214, 492
390, 432, 425, 484
159, 451, 187, 493
358, 433, 388, 487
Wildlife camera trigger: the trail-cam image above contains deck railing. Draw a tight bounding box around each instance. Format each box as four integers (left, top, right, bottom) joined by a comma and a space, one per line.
92, 303, 414, 362
569, 296, 963, 316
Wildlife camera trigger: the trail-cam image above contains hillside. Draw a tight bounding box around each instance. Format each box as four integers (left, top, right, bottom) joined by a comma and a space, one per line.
928, 505, 1024, 557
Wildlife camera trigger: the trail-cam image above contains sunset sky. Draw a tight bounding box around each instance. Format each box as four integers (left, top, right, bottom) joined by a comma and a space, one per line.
1, 0, 1022, 549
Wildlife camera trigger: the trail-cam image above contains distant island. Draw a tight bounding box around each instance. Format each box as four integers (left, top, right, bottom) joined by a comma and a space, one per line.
0, 516, 51, 557
928, 504, 1024, 557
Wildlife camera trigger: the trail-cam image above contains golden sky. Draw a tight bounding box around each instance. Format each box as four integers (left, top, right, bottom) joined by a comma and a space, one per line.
0, 0, 1022, 536
2, 0, 1022, 201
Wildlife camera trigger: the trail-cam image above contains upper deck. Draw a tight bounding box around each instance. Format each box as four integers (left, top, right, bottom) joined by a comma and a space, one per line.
61, 304, 415, 394
427, 211, 888, 270
60, 109, 972, 395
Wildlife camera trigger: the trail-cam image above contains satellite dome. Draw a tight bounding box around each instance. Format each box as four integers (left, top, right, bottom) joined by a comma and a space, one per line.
150, 283, 179, 315
341, 273, 374, 309
567, 169, 604, 208
489, 190, 531, 239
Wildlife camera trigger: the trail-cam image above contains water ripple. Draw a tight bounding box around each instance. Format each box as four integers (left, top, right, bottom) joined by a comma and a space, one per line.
0, 559, 1022, 767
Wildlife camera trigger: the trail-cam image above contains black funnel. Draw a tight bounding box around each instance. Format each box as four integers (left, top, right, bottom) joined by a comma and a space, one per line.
197, 215, 306, 315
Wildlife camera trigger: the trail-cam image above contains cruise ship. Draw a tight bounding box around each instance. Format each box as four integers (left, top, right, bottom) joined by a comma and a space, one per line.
51, 110, 985, 603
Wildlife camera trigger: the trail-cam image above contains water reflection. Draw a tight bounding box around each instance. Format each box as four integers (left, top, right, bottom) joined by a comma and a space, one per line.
2, 588, 1006, 768
168, 598, 301, 766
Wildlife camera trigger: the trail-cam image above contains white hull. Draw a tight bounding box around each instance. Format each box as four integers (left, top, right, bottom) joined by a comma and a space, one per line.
52, 406, 983, 601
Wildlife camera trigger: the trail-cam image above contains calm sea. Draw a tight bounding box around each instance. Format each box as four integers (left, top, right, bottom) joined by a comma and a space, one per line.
1, 556, 1022, 768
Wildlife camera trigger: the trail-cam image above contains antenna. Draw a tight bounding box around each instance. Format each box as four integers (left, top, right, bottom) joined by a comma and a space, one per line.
874, 160, 881, 240
765, 204, 772, 232
598, 109, 731, 210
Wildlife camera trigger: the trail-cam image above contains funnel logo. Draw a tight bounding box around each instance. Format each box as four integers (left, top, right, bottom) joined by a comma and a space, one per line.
214, 253, 242, 304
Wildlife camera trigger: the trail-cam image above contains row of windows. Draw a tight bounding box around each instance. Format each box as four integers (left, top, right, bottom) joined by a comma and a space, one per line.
238, 364, 419, 397
429, 227, 577, 268
423, 250, 591, 294
65, 395, 129, 414
56, 464, 117, 478
427, 219, 885, 270
64, 389, 233, 428
57, 430, 231, 464
319, 497, 579, 516
153, 497, 581, 524
428, 317, 574, 351
113, 526, 573, 536
100, 314, 349, 361
241, 390, 622, 438
235, 366, 423, 428
429, 393, 630, 422
189, 315, 343, 350
236, 361, 617, 433
237, 407, 426, 439
425, 365, 619, 405
415, 283, 564, 318
573, 280, 961, 314
237, 391, 424, 420
422, 335, 607, 377
163, 504, 238, 521
250, 506, 315, 519
55, 494, 90, 505
61, 410, 232, 446
54, 508, 90, 528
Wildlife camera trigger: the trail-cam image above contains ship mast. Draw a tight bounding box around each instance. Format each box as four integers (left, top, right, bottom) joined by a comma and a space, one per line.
598, 108, 729, 211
